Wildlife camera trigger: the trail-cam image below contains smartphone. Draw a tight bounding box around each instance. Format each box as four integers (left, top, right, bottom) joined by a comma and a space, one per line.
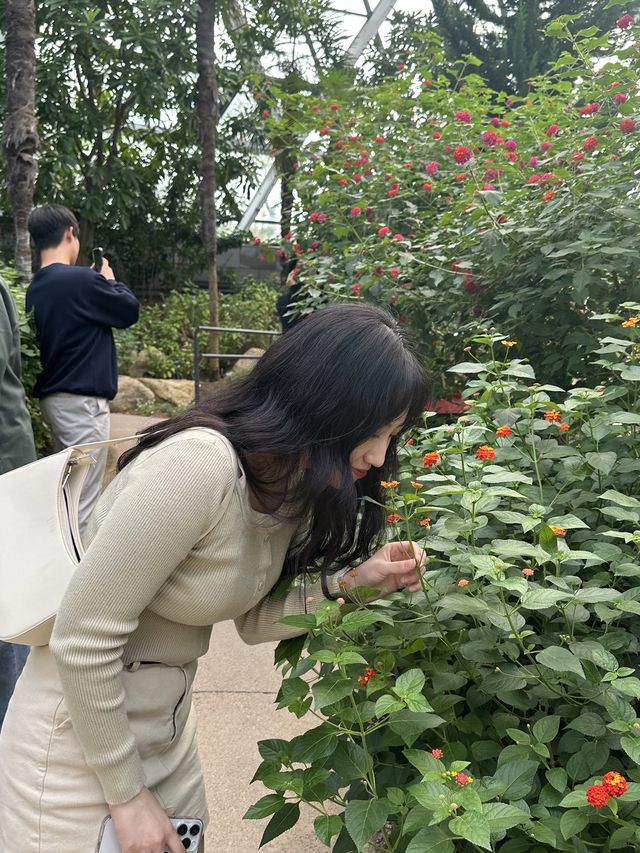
92, 246, 104, 273
96, 815, 203, 852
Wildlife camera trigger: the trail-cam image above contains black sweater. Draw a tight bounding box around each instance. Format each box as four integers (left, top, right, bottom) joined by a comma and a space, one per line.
26, 263, 139, 400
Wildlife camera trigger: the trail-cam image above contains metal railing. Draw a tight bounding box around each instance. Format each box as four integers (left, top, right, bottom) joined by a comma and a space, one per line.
193, 325, 280, 403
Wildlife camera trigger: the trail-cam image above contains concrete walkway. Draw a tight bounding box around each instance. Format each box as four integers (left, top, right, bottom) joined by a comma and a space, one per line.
110, 415, 324, 851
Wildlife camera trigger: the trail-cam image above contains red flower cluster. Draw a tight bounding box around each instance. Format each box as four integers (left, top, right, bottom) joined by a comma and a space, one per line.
475, 445, 496, 461
546, 123, 559, 137
454, 146, 472, 164
587, 785, 610, 810
618, 13, 634, 29
455, 111, 472, 123
603, 771, 628, 797
455, 773, 473, 787
620, 118, 636, 133
352, 283, 361, 296
386, 513, 401, 524
495, 426, 513, 438
422, 182, 433, 191
504, 138, 518, 151
349, 206, 362, 217
425, 160, 440, 176
431, 748, 444, 760
378, 225, 391, 237
583, 135, 598, 152
358, 667, 377, 688
423, 451, 441, 468
613, 92, 628, 105
481, 130, 499, 147
587, 771, 628, 811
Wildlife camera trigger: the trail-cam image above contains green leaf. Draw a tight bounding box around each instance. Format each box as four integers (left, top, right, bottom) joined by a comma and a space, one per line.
341, 610, 394, 630
567, 712, 606, 737
259, 803, 300, 847
448, 361, 487, 374
344, 799, 389, 851
404, 748, 444, 776
533, 715, 560, 743
290, 724, 338, 763
521, 589, 569, 610
244, 794, 286, 820
559, 790, 589, 808
504, 361, 535, 379
482, 802, 530, 833
449, 810, 491, 850
547, 514, 589, 530
493, 760, 539, 800
615, 677, 640, 698
528, 821, 559, 846
620, 735, 640, 764
437, 593, 490, 616
536, 646, 584, 679
312, 674, 354, 710
375, 695, 404, 717
406, 828, 454, 853
600, 490, 640, 508
279, 613, 317, 629
314, 814, 342, 846
388, 710, 446, 745
546, 767, 568, 793
395, 668, 426, 696
586, 451, 617, 472
570, 640, 619, 672
560, 810, 589, 840
621, 366, 640, 381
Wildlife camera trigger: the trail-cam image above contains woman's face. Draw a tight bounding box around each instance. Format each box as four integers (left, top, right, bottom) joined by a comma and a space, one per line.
349, 413, 407, 481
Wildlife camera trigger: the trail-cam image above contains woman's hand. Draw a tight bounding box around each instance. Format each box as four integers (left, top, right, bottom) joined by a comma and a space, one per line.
109, 787, 183, 853
343, 541, 425, 597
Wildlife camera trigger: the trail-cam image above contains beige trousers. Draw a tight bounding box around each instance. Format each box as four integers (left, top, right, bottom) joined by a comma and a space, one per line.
0, 646, 208, 853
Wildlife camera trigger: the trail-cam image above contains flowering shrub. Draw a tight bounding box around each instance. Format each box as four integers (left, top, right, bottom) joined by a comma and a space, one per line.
248, 309, 640, 850
263, 13, 640, 389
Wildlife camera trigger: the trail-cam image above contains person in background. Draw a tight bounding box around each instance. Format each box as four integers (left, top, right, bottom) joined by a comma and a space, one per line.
276, 258, 303, 332
0, 273, 37, 729
26, 204, 139, 530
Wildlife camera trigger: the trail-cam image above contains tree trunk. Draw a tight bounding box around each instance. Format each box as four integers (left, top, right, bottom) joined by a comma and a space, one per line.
196, 0, 220, 380
3, 0, 38, 281
78, 217, 96, 266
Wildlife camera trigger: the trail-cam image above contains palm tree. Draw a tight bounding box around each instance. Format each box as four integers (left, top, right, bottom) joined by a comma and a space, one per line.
3, 0, 38, 279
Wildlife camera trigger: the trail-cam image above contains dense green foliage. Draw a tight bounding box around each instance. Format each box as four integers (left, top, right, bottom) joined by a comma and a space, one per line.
265, 12, 640, 393
368, 1, 629, 94
115, 278, 279, 379
250, 310, 640, 851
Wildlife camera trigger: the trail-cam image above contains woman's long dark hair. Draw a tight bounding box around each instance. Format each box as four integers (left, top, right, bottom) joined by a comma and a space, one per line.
119, 303, 429, 574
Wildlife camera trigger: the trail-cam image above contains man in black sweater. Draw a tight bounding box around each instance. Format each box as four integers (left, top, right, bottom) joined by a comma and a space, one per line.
26, 204, 139, 530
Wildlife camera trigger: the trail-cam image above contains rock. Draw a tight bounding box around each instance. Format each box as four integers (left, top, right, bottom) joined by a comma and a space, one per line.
138, 378, 195, 408
111, 376, 155, 413
226, 347, 265, 378
129, 350, 150, 378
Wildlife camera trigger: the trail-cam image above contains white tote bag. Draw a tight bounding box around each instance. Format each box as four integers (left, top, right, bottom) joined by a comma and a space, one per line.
0, 437, 138, 646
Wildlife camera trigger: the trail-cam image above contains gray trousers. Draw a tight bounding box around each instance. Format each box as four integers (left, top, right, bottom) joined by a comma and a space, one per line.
40, 393, 110, 531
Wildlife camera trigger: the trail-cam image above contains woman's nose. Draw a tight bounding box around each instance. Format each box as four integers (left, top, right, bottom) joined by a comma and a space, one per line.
364, 438, 388, 468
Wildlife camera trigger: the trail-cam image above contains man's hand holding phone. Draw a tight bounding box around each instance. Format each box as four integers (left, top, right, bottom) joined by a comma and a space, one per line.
92, 247, 115, 280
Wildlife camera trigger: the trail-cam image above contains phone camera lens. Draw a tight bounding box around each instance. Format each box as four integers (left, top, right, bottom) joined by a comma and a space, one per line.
177, 824, 188, 836
190, 825, 201, 835
181, 839, 191, 849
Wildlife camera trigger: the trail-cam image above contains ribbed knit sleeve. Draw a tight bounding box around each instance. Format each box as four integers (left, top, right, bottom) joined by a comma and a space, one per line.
49, 434, 235, 805
234, 574, 343, 644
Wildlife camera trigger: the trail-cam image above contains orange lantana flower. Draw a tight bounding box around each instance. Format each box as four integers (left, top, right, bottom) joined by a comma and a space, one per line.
544, 410, 562, 422
495, 426, 513, 438
423, 452, 441, 468
550, 525, 566, 537
386, 513, 402, 524
475, 445, 496, 461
